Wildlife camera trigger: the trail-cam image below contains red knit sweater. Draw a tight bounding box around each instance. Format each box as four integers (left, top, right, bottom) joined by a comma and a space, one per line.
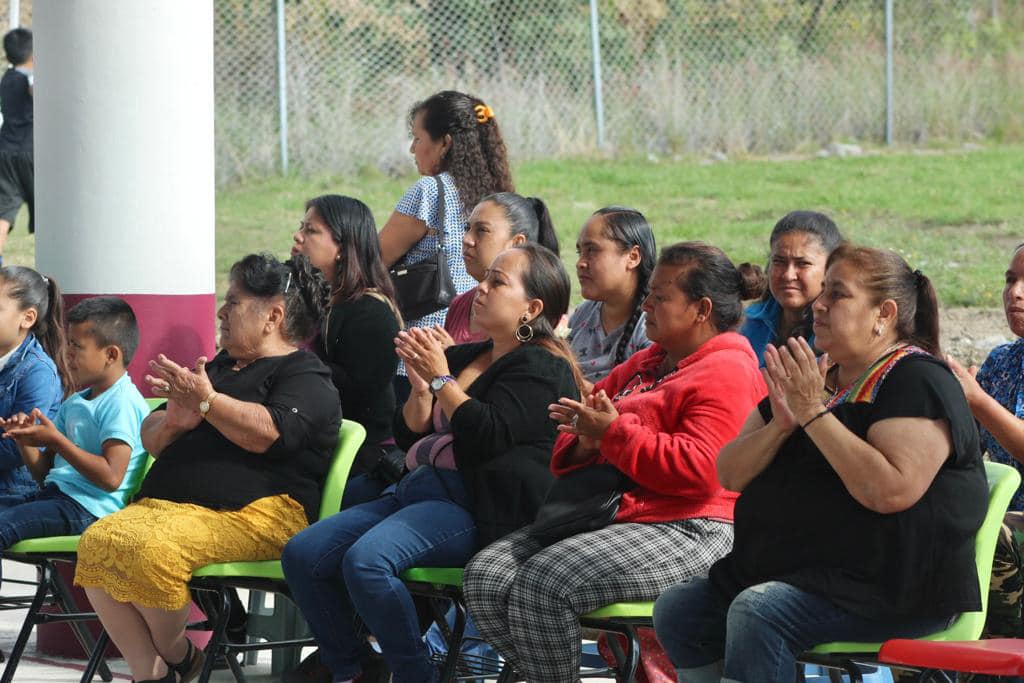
551, 332, 766, 524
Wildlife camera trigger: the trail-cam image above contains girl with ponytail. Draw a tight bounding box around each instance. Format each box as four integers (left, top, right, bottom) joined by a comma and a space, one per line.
0, 265, 69, 495
379, 91, 514, 404
569, 206, 656, 387
443, 191, 560, 344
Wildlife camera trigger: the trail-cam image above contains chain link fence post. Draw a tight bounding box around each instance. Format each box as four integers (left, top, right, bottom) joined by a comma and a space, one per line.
885, 0, 894, 146
276, 0, 288, 175
588, 0, 605, 150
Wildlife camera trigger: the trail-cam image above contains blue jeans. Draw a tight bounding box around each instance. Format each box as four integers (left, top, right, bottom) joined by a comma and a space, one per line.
652, 577, 951, 683
282, 467, 477, 683
340, 473, 390, 510
0, 483, 98, 581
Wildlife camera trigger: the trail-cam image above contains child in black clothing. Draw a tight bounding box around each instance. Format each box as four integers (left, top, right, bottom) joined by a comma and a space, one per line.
0, 28, 34, 266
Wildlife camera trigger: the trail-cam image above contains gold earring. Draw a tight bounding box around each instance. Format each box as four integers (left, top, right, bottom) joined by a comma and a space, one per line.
515, 314, 534, 343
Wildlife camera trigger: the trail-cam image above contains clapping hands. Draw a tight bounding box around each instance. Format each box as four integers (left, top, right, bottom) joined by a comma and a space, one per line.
0, 409, 62, 449
395, 328, 451, 387
549, 389, 618, 448
762, 337, 830, 430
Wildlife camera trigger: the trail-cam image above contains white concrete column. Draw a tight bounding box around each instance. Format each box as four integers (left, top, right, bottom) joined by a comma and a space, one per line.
33, 0, 216, 390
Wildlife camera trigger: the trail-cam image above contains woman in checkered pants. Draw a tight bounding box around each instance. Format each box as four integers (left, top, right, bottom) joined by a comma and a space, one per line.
462, 242, 767, 682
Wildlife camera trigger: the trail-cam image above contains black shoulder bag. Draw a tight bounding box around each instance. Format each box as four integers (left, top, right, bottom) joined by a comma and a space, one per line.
388, 176, 457, 320
528, 464, 636, 547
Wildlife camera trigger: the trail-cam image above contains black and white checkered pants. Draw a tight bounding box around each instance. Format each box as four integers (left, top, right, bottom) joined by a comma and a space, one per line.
463, 517, 733, 682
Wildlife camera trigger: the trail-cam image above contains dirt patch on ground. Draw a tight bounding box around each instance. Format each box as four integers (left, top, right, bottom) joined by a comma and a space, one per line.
942, 307, 1011, 367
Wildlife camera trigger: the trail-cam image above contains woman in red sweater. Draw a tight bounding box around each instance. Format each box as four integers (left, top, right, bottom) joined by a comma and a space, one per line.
462, 241, 767, 682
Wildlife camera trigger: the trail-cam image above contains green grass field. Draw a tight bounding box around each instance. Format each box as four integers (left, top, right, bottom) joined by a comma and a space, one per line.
3, 145, 1021, 307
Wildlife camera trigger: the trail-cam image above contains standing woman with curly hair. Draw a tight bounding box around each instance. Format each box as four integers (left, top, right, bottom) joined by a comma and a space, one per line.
379, 91, 514, 403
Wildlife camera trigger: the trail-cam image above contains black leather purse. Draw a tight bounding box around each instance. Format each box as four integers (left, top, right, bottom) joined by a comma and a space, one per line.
388, 176, 457, 320
528, 464, 636, 547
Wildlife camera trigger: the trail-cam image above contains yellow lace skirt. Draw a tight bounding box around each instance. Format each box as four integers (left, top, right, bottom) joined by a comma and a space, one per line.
74, 494, 308, 611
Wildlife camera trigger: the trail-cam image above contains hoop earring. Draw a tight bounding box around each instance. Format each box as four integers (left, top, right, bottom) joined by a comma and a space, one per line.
515, 314, 534, 343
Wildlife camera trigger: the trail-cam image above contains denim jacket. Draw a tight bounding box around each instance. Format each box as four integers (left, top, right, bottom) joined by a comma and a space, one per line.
0, 334, 63, 494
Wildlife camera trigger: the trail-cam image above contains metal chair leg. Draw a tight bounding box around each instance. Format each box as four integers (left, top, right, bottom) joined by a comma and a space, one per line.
496, 661, 519, 682
622, 624, 640, 682
48, 564, 113, 681
79, 630, 110, 683
224, 644, 247, 683
591, 623, 640, 682
438, 598, 467, 683
197, 587, 236, 683
1, 560, 54, 683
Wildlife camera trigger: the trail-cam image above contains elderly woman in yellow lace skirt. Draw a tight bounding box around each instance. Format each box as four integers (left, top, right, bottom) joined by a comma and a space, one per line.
74, 254, 341, 683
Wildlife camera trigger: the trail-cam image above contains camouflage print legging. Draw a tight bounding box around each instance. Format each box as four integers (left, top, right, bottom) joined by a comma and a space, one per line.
984, 523, 1024, 639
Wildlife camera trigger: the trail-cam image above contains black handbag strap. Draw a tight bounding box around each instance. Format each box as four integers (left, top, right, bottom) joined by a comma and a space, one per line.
434, 175, 447, 251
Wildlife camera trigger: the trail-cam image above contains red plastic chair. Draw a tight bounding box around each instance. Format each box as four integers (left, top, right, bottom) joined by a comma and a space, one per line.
879, 638, 1024, 679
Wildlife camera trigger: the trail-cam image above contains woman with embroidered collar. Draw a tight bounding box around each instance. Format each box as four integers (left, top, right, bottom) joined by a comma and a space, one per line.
654, 244, 987, 683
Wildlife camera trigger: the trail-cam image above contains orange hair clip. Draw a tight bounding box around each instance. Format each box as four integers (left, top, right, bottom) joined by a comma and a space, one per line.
474, 104, 495, 124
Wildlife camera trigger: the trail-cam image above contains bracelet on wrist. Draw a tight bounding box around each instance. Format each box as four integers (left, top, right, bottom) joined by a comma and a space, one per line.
801, 408, 830, 430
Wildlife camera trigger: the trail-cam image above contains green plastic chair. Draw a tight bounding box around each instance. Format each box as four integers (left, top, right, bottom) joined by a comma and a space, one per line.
398, 567, 651, 681
181, 419, 365, 683
797, 460, 1021, 682
0, 397, 163, 683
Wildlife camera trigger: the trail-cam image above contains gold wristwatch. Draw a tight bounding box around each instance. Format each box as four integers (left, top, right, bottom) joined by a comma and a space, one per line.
198, 391, 218, 419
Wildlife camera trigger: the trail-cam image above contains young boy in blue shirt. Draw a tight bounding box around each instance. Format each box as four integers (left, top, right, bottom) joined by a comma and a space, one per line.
0, 297, 149, 569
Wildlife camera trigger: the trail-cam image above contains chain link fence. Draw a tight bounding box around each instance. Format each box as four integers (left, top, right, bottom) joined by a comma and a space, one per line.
4, 0, 1022, 185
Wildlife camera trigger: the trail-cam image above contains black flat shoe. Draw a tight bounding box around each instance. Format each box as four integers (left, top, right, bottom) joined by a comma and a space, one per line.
281, 649, 331, 683
167, 639, 206, 683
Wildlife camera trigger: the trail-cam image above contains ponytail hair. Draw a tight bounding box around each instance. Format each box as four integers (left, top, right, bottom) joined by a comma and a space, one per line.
592, 206, 658, 365
480, 192, 560, 256
0, 266, 72, 397
826, 244, 942, 356
513, 243, 587, 394
659, 242, 765, 333
913, 271, 941, 356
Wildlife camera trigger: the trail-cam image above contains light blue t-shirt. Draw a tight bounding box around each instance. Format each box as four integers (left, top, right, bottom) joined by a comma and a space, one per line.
44, 372, 150, 519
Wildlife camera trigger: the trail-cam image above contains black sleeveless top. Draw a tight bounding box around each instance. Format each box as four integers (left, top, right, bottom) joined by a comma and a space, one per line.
710, 354, 987, 620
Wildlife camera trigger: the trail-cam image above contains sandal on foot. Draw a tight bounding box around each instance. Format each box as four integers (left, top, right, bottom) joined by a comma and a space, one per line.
167, 638, 206, 683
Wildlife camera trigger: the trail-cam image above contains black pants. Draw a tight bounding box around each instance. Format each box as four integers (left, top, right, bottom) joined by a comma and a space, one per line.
0, 151, 33, 232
